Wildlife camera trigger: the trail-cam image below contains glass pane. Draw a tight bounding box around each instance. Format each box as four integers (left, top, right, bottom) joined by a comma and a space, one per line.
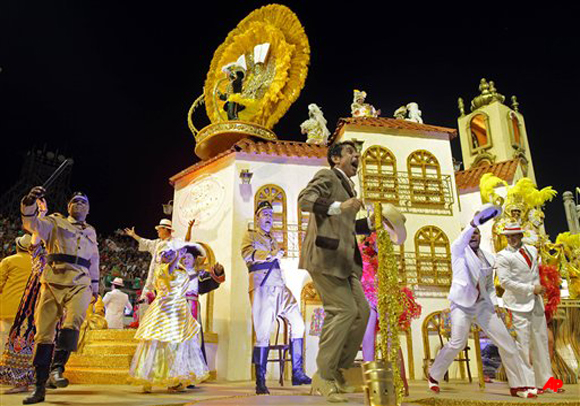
470, 114, 489, 149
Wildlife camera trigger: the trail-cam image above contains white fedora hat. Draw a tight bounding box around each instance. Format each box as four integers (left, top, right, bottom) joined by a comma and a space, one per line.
381, 203, 407, 245
501, 223, 525, 235
111, 277, 124, 287
155, 219, 174, 231
473, 203, 503, 226
16, 234, 32, 251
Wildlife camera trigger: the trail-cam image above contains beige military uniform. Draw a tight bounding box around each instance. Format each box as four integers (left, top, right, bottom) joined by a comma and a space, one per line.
21, 200, 99, 344
241, 229, 304, 347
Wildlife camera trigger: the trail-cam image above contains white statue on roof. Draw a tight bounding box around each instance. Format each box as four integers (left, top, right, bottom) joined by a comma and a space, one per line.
301, 103, 330, 145
351, 89, 380, 118
392, 102, 423, 123
406, 102, 423, 123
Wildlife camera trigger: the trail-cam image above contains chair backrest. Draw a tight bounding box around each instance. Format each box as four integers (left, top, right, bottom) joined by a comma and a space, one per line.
422, 310, 444, 368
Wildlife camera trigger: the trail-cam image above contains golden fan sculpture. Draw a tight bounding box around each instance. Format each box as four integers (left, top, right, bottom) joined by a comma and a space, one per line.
188, 4, 310, 160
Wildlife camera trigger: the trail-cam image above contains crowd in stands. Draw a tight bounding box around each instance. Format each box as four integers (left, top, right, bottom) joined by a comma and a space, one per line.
0, 213, 150, 291
98, 230, 151, 289
0, 213, 24, 258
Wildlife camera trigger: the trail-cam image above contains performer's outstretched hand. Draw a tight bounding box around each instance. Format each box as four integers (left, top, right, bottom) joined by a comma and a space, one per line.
124, 227, 137, 238
23, 186, 46, 205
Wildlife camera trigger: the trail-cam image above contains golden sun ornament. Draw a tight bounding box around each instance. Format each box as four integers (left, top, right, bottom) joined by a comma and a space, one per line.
188, 4, 310, 160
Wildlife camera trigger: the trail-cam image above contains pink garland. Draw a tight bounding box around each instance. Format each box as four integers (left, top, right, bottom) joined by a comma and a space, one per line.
360, 233, 422, 330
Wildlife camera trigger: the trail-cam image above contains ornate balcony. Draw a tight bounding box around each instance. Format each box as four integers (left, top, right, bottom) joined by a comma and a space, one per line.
361, 171, 455, 216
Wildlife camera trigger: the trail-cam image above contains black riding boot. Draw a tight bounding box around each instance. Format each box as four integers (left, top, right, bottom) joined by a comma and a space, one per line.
23, 343, 54, 405
253, 346, 270, 395
290, 338, 312, 385
48, 328, 79, 388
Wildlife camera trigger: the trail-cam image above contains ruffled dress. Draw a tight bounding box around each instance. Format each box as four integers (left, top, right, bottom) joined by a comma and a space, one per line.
128, 262, 209, 387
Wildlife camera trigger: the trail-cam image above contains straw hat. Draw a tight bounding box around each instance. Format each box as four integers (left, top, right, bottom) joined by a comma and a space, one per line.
155, 219, 174, 231
15, 234, 32, 251
501, 223, 525, 235
111, 277, 124, 287
381, 203, 407, 245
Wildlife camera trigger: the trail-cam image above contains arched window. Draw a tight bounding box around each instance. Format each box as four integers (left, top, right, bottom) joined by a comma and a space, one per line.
407, 150, 444, 206
255, 184, 288, 253
469, 113, 492, 153
509, 111, 524, 149
414, 226, 451, 287
361, 146, 398, 203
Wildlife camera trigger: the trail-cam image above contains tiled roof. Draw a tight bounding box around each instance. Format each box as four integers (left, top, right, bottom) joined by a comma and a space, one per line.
455, 159, 521, 194
232, 138, 327, 158
330, 117, 458, 143
169, 138, 327, 185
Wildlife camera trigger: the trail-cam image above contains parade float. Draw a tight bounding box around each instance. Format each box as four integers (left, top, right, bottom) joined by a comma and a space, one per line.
63, 5, 579, 403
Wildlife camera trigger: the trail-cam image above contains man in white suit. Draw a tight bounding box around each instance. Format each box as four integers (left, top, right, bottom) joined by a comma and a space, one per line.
428, 208, 534, 398
496, 223, 564, 395
103, 278, 132, 329
124, 219, 174, 301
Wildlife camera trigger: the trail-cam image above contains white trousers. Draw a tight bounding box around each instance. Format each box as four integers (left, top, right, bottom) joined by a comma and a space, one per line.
430, 301, 526, 388
251, 285, 305, 347
511, 299, 553, 388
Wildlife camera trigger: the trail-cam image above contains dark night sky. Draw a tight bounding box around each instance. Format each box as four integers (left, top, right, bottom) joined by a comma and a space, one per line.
1, 1, 579, 238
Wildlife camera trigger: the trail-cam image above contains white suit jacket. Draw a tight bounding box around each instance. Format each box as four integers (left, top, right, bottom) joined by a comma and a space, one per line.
448, 225, 497, 308
103, 289, 131, 329
138, 237, 172, 295
495, 244, 542, 313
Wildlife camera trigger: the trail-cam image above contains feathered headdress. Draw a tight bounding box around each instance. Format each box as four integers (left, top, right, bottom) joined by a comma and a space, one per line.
508, 178, 557, 208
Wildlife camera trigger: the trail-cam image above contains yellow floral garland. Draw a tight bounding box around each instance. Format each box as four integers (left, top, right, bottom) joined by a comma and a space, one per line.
374, 203, 404, 405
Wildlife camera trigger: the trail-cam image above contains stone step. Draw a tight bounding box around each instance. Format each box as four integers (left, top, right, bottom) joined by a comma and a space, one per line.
87, 329, 138, 342
68, 353, 134, 369
65, 367, 130, 385
82, 342, 138, 356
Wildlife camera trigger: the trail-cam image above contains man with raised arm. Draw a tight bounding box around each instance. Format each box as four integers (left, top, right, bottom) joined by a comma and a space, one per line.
124, 219, 174, 301
428, 208, 534, 399
21, 187, 99, 405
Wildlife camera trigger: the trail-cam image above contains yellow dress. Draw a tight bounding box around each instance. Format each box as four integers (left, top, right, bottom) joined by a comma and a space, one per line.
128, 263, 209, 387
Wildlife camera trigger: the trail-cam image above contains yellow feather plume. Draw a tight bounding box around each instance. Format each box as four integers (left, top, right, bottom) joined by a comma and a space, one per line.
556, 232, 580, 250
480, 173, 508, 203
508, 178, 557, 208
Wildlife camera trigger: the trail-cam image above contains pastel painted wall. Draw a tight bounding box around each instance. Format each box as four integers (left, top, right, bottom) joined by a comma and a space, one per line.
170, 125, 500, 382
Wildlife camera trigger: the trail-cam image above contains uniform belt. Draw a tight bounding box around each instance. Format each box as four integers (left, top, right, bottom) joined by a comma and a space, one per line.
249, 260, 279, 273
47, 253, 91, 269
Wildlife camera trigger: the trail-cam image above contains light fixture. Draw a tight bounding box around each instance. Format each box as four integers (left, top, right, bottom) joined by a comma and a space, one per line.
239, 169, 253, 184
162, 200, 173, 215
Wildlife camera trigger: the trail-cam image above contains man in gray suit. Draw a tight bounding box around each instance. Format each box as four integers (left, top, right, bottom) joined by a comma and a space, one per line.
298, 140, 372, 403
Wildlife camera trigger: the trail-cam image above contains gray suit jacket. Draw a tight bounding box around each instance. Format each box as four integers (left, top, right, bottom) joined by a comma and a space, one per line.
298, 168, 371, 279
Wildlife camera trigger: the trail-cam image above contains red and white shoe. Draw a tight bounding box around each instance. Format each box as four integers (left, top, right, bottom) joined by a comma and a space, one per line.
427, 375, 440, 394
510, 387, 537, 398
526, 387, 539, 396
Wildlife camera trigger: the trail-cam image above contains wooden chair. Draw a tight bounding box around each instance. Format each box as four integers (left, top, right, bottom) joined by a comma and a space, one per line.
266, 316, 292, 386
422, 310, 484, 388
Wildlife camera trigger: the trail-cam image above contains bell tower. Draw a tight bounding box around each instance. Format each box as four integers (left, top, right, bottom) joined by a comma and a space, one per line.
457, 78, 536, 183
